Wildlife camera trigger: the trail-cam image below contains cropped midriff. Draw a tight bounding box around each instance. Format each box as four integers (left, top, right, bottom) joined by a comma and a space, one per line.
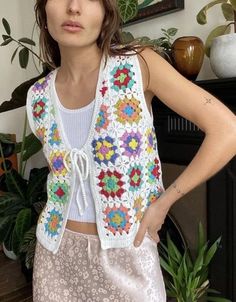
66, 219, 98, 235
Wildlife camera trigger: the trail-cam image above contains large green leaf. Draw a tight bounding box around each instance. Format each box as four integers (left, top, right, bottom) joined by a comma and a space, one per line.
118, 0, 138, 23
22, 134, 42, 161
26, 167, 49, 201
196, 0, 228, 24
12, 224, 21, 254
15, 132, 41, 154
19, 47, 29, 69
0, 192, 22, 212
205, 25, 231, 57
221, 3, 234, 20
20, 224, 36, 269
15, 208, 31, 241
0, 68, 50, 113
5, 169, 27, 200
18, 37, 36, 46
2, 18, 11, 35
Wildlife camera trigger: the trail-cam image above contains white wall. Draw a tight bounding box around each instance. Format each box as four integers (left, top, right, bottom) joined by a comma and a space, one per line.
0, 0, 45, 173
125, 0, 226, 80
0, 0, 227, 172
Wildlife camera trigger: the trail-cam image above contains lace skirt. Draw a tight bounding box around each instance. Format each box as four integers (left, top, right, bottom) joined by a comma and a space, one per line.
33, 228, 166, 302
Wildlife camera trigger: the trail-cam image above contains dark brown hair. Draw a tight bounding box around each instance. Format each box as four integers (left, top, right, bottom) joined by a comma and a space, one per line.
34, 0, 154, 84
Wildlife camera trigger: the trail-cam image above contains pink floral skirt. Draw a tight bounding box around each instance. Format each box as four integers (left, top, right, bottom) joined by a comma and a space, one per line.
33, 228, 166, 302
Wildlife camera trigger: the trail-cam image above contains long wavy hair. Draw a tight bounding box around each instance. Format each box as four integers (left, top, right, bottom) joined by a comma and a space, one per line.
34, 0, 153, 70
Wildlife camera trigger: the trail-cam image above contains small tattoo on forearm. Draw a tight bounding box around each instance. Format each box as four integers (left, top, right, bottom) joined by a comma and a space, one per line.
204, 97, 214, 105
172, 183, 185, 197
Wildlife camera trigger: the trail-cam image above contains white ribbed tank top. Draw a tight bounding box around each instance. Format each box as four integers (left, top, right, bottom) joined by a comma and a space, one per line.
54, 90, 96, 223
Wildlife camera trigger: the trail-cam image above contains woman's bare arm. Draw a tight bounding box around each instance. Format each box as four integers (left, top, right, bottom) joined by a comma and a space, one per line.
134, 48, 236, 246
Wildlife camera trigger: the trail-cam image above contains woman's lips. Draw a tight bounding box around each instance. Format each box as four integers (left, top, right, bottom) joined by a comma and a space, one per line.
62, 25, 83, 32
62, 21, 84, 33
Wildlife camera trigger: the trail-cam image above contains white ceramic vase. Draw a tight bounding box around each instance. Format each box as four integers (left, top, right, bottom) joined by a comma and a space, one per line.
210, 33, 236, 78
3, 242, 18, 260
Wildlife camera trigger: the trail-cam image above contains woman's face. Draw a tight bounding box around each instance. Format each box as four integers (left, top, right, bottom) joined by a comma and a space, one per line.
45, 0, 105, 49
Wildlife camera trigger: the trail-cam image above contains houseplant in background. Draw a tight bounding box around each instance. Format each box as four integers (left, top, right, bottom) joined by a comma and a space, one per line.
159, 222, 231, 302
196, 0, 236, 78
0, 18, 49, 279
117, 0, 178, 63
118, 0, 205, 78
0, 132, 49, 278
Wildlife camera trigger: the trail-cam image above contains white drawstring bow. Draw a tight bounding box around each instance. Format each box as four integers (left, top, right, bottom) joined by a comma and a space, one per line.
63, 148, 90, 215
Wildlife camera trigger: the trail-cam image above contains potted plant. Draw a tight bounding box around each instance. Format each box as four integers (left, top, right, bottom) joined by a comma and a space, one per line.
0, 132, 49, 279
196, 0, 236, 78
159, 222, 231, 302
0, 18, 49, 278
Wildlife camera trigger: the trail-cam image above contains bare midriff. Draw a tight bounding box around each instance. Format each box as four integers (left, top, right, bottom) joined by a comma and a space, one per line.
66, 219, 98, 235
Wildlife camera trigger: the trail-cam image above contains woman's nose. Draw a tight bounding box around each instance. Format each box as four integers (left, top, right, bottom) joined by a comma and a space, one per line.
67, 0, 81, 15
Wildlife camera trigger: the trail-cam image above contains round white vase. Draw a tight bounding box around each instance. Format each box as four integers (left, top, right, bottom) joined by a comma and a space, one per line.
210, 33, 236, 78
3, 242, 18, 260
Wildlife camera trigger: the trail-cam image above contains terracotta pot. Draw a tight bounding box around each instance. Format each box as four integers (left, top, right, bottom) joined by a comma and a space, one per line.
171, 36, 204, 80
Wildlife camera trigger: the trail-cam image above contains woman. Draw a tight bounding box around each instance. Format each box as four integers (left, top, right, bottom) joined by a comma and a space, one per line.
26, 0, 236, 301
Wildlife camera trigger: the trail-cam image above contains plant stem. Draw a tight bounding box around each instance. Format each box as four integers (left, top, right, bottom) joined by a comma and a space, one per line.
19, 112, 28, 177
11, 37, 43, 63
234, 11, 236, 33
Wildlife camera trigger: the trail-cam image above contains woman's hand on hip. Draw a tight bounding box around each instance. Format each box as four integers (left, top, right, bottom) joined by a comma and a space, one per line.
133, 199, 170, 247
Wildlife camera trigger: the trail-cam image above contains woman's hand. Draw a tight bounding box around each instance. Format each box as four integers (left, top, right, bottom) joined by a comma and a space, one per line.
133, 198, 170, 247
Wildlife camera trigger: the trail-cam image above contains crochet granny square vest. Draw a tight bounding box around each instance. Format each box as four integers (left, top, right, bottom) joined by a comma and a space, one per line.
26, 52, 165, 254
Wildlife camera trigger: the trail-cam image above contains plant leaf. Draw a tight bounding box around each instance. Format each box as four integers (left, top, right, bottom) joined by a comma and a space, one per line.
15, 208, 31, 241
2, 34, 10, 41
207, 296, 232, 302
221, 3, 234, 20
0, 38, 13, 46
22, 134, 43, 161
138, 0, 155, 10
121, 31, 135, 43
167, 28, 178, 36
11, 47, 19, 64
118, 0, 138, 23
159, 256, 178, 278
5, 169, 27, 200
204, 237, 221, 266
2, 18, 11, 35
205, 25, 231, 57
0, 192, 21, 212
19, 47, 29, 69
197, 222, 206, 254
0, 68, 50, 113
196, 0, 228, 24
18, 37, 36, 46
229, 0, 236, 11
27, 167, 49, 201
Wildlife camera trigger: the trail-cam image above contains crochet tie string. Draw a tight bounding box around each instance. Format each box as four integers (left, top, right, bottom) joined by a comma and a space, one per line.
63, 148, 90, 215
